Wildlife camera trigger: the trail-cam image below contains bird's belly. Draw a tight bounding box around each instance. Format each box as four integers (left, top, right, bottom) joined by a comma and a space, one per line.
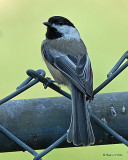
44, 59, 69, 86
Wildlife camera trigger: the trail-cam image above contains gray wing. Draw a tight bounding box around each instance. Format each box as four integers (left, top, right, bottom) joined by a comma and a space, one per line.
42, 41, 93, 98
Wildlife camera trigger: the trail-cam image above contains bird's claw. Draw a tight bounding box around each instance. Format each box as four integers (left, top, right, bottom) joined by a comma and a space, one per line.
44, 77, 55, 89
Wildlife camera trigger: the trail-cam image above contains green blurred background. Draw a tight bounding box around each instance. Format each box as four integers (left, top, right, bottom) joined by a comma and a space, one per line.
0, 0, 128, 159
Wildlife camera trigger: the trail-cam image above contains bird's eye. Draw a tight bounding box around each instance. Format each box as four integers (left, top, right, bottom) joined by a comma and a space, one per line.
59, 22, 63, 25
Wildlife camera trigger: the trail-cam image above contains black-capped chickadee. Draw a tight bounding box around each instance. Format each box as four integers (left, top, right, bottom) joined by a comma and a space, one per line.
41, 16, 95, 146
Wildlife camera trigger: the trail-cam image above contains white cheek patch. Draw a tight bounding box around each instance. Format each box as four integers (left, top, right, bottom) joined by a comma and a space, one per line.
52, 24, 81, 41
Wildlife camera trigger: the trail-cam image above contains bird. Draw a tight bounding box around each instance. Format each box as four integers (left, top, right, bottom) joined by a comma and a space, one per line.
41, 16, 95, 146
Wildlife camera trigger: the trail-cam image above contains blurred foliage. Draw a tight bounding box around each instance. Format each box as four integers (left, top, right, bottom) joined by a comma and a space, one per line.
0, 0, 128, 159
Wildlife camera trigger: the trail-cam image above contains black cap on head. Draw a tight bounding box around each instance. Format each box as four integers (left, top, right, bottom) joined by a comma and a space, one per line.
48, 16, 75, 27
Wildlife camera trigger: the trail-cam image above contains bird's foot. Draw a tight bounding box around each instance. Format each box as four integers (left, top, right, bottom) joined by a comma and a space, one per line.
44, 77, 55, 89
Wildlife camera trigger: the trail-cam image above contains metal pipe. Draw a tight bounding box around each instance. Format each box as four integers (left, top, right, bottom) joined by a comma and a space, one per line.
0, 92, 128, 152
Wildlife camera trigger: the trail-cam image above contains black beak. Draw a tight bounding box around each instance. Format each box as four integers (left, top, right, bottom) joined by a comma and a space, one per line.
43, 22, 52, 27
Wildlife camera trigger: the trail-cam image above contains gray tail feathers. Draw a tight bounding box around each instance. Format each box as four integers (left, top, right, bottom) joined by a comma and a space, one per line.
67, 84, 95, 146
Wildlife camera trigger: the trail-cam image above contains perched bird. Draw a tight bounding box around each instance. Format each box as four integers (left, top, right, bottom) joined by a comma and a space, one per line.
41, 16, 95, 146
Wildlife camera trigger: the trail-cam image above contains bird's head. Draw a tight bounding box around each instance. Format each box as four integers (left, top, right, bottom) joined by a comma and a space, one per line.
43, 16, 80, 40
